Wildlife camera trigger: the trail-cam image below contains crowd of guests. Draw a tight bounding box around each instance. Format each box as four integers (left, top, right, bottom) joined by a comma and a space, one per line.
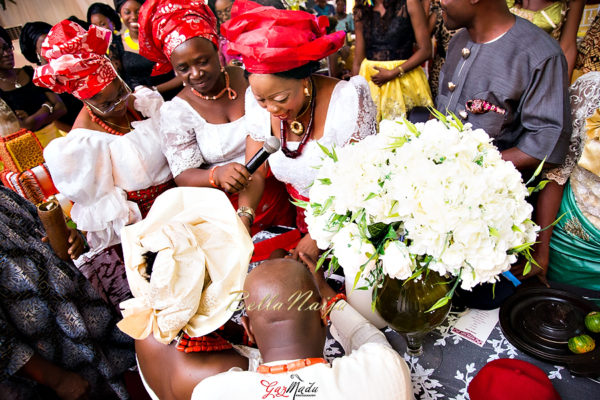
1, 0, 599, 399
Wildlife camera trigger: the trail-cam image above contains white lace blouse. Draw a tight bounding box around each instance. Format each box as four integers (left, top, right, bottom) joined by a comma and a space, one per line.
160, 96, 247, 177
246, 76, 377, 198
44, 88, 172, 254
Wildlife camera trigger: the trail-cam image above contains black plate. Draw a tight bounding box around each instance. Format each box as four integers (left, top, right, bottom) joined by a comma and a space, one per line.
499, 287, 600, 377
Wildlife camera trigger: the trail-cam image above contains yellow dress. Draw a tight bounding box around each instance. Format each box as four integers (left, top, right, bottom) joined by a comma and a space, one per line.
359, 59, 433, 122
507, 0, 568, 39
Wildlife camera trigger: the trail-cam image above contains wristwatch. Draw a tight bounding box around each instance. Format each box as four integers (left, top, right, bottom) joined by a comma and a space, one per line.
237, 206, 255, 224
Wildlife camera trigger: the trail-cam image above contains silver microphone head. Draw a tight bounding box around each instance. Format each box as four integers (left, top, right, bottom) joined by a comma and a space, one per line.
264, 136, 281, 154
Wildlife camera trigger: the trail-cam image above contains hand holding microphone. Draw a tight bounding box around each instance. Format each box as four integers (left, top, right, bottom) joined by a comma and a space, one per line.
212, 136, 281, 193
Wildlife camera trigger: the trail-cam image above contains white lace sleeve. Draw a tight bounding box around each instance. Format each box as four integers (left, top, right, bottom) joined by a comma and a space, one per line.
159, 99, 205, 177
244, 86, 270, 142
348, 75, 377, 143
546, 72, 600, 184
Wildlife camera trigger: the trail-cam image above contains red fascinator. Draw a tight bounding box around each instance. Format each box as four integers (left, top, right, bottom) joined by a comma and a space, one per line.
138, 0, 218, 76
33, 20, 116, 100
221, 0, 345, 74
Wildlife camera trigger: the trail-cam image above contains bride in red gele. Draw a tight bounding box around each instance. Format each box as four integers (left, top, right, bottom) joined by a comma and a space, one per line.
222, 0, 377, 261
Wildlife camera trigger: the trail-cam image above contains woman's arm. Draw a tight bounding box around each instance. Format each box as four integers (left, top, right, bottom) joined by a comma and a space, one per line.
17, 92, 66, 131
155, 76, 183, 95
559, 0, 585, 79
237, 135, 267, 233
370, 0, 432, 85
352, 19, 366, 76
175, 163, 250, 193
18, 353, 90, 400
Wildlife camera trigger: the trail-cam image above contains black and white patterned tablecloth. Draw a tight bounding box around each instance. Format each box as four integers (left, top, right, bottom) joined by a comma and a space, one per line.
378, 312, 599, 400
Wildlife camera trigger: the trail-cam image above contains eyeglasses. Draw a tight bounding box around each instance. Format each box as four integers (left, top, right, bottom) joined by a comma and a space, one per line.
85, 80, 132, 114
0, 43, 14, 54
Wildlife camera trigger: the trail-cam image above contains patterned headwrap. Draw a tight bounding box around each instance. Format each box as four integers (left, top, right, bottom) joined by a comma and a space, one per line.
138, 0, 218, 76
33, 20, 117, 100
221, 0, 345, 74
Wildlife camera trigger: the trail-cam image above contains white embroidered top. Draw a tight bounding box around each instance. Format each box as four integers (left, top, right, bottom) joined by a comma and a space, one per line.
246, 76, 377, 198
43, 87, 172, 254
160, 96, 247, 177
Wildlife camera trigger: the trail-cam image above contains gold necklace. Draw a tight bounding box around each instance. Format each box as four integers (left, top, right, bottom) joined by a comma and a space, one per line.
289, 78, 314, 136
103, 114, 132, 132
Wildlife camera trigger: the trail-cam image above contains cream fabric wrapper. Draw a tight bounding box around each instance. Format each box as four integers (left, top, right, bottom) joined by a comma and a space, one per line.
117, 187, 253, 344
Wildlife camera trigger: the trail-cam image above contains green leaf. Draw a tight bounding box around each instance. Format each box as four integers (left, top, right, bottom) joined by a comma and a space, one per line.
511, 224, 522, 233
489, 227, 499, 237
315, 248, 333, 271
317, 178, 331, 185
290, 198, 309, 209
539, 212, 569, 232
428, 106, 449, 126
317, 142, 337, 161
525, 157, 547, 186
528, 179, 549, 195
523, 260, 532, 276
364, 192, 377, 201
509, 242, 536, 253
426, 296, 450, 313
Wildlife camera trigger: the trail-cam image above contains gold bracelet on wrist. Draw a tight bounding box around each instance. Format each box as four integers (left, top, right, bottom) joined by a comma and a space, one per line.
397, 66, 405, 78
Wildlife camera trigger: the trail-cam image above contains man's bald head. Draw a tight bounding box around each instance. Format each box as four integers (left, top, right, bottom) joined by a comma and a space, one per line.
242, 259, 327, 360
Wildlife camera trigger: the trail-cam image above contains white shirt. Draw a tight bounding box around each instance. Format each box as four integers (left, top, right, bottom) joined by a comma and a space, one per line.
246, 76, 377, 198
191, 301, 414, 400
44, 88, 172, 254
160, 96, 247, 177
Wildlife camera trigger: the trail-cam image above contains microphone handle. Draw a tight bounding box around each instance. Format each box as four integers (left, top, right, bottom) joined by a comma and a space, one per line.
245, 148, 271, 174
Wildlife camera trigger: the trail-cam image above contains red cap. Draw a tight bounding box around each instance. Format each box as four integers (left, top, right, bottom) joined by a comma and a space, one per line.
468, 359, 561, 400
221, 0, 345, 74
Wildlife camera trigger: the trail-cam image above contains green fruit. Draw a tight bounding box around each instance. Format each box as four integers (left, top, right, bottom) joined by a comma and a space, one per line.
568, 334, 596, 354
585, 311, 600, 333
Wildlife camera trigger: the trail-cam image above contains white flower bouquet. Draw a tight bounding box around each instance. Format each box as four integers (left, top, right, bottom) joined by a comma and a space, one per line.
302, 113, 543, 311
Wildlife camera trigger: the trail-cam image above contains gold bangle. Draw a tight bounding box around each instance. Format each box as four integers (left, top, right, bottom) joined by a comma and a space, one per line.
397, 66, 405, 77
237, 206, 255, 224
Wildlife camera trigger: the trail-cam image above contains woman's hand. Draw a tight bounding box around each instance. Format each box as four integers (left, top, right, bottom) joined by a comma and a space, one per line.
288, 233, 320, 263
299, 252, 337, 300
214, 163, 251, 193
51, 370, 90, 400
67, 228, 86, 259
371, 66, 399, 86
41, 228, 86, 260
15, 110, 36, 130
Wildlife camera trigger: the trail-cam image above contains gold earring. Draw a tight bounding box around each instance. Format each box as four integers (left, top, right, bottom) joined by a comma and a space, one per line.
304, 86, 310, 97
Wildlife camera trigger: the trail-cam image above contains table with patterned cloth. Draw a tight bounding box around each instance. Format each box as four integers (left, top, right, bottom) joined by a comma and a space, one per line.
372, 311, 599, 400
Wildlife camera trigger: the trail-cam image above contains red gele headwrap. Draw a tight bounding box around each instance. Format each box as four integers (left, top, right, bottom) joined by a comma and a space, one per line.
138, 0, 219, 76
221, 0, 346, 74
33, 20, 117, 100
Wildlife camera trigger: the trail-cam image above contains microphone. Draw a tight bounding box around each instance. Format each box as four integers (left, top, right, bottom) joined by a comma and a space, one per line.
245, 136, 281, 174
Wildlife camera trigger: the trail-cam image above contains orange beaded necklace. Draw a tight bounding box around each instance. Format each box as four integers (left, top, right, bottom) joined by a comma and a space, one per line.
86, 106, 141, 136
257, 358, 329, 374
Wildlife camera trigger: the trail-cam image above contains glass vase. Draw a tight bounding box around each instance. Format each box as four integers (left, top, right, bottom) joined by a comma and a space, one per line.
375, 271, 451, 357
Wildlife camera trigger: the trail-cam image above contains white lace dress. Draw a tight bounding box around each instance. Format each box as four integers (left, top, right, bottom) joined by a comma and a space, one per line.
43, 88, 173, 254
547, 72, 600, 228
246, 76, 377, 199
160, 96, 247, 177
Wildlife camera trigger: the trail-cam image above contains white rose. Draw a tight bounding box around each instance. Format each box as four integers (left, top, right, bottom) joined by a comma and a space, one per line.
381, 241, 413, 280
